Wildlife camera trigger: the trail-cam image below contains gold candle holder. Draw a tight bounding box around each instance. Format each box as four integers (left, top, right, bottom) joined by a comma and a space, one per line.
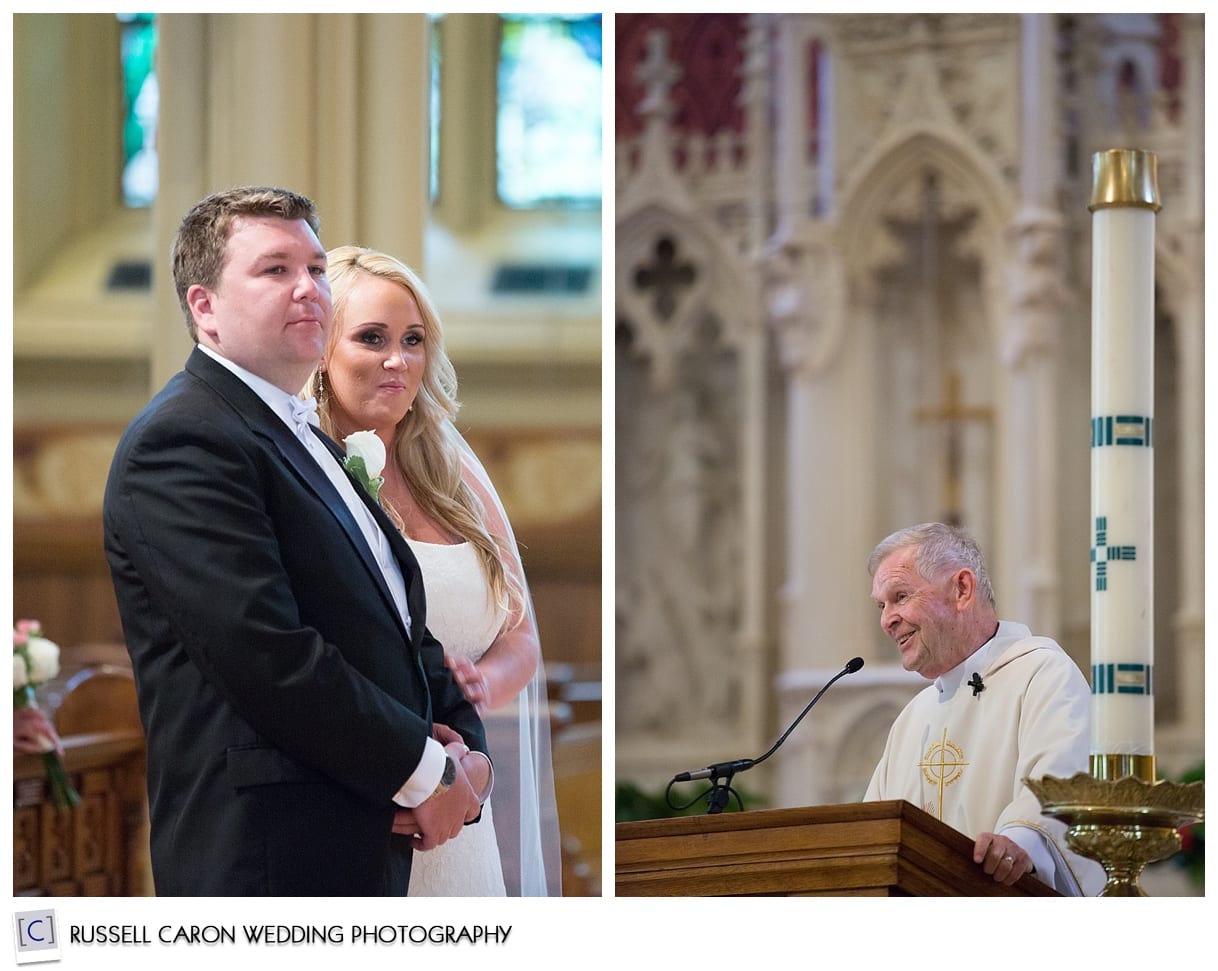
1026, 773, 1204, 896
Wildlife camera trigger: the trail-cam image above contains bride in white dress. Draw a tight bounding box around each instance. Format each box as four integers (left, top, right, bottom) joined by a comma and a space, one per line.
307, 246, 562, 896
401, 539, 508, 894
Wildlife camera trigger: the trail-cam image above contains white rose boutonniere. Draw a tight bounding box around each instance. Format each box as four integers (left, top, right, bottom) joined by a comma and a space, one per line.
342, 431, 386, 503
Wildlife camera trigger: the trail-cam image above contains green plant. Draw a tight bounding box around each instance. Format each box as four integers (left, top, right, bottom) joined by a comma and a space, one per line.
1172, 761, 1204, 888
615, 780, 766, 822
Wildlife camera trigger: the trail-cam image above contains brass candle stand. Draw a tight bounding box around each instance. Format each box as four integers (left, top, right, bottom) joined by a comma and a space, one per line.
1026, 771, 1204, 897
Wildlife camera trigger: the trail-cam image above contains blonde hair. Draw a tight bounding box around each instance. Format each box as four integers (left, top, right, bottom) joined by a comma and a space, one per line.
306, 246, 524, 626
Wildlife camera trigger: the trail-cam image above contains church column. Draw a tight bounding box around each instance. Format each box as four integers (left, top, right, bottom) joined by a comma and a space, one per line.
316, 14, 430, 266
771, 266, 886, 808
430, 13, 498, 234
1169, 13, 1204, 754
766, 17, 870, 676
737, 15, 774, 750
152, 12, 210, 390
1002, 13, 1064, 638
741, 15, 773, 257
1170, 279, 1204, 753
778, 318, 870, 666
771, 15, 812, 239
765, 23, 884, 808
736, 303, 768, 764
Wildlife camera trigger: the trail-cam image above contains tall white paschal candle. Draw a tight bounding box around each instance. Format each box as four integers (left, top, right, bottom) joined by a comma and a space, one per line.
1088, 149, 1159, 783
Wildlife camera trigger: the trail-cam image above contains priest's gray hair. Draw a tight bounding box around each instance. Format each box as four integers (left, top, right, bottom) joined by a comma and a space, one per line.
867, 522, 996, 608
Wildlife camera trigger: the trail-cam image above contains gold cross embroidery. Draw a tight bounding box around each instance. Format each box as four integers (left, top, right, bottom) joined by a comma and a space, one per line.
917, 727, 969, 820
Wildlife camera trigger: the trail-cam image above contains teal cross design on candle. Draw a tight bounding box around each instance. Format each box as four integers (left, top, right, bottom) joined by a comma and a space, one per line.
1091, 415, 1153, 447
1091, 516, 1136, 592
1091, 662, 1153, 696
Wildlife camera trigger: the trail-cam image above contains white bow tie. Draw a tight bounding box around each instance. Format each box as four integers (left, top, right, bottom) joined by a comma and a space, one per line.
290, 396, 320, 435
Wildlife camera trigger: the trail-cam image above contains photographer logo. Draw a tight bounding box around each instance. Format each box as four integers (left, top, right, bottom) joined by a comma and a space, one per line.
12, 910, 60, 964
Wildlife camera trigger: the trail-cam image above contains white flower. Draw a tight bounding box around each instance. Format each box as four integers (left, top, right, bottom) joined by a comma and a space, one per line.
14, 653, 28, 690
343, 431, 386, 479
24, 636, 61, 684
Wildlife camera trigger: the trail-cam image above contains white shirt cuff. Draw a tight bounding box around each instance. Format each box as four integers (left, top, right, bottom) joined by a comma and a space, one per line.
1002, 824, 1055, 887
391, 737, 446, 808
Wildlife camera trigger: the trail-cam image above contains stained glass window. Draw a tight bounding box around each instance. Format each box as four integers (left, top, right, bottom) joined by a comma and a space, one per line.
118, 13, 158, 207
497, 14, 602, 208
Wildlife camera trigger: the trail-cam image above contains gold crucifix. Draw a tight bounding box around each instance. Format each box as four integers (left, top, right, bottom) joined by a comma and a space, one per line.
914, 371, 992, 526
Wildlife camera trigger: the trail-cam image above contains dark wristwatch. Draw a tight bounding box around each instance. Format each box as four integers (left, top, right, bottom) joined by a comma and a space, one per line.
428, 755, 457, 801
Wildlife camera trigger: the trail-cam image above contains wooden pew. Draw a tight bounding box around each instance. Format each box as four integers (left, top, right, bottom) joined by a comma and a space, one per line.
13, 644, 150, 896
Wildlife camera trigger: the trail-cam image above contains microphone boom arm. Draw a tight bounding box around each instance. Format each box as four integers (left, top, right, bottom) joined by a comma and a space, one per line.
749, 657, 863, 770
668, 657, 864, 811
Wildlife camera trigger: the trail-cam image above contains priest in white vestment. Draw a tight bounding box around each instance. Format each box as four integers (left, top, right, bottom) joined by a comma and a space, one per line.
863, 523, 1105, 896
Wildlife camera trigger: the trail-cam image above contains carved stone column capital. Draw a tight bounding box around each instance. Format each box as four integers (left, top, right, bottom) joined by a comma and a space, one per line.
1003, 207, 1066, 366
764, 230, 845, 378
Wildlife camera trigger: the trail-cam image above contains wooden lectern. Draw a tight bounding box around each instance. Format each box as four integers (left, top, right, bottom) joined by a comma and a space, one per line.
616, 800, 1059, 896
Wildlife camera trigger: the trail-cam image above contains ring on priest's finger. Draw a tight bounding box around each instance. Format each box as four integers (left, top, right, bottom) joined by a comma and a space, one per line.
1004, 855, 1014, 864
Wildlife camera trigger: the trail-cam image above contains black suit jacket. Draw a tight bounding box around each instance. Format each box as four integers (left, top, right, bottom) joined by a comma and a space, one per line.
102, 348, 486, 895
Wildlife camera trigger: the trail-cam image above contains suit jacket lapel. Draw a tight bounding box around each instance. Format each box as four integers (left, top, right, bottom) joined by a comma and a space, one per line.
310, 429, 432, 718
310, 429, 429, 652
185, 349, 416, 650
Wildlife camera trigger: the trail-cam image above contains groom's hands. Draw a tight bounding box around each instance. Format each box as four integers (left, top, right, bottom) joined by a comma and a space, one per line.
408, 750, 481, 850
392, 727, 483, 848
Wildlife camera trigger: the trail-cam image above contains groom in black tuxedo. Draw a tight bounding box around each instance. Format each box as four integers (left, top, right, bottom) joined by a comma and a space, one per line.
103, 186, 487, 895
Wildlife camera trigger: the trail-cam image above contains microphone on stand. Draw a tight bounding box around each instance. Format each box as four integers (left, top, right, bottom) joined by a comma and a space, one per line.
669, 656, 865, 809
672, 758, 757, 783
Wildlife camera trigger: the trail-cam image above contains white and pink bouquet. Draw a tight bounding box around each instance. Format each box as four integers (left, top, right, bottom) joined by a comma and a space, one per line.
13, 619, 80, 810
